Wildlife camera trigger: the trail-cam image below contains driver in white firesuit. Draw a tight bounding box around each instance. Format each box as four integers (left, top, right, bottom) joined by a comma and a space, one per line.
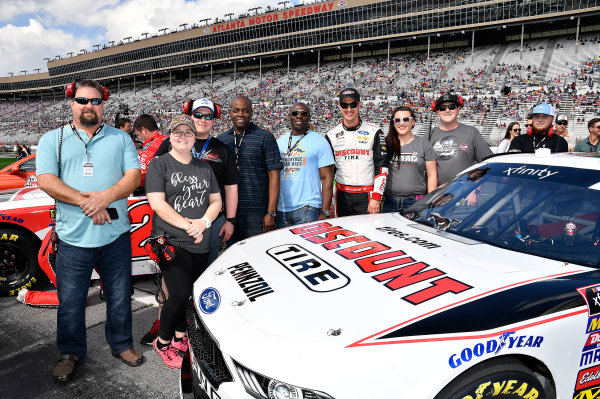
325, 88, 388, 216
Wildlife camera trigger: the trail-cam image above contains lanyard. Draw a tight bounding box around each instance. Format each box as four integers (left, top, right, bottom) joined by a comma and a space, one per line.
533, 135, 546, 149
192, 137, 211, 160
286, 132, 308, 157
233, 131, 245, 167
69, 122, 103, 161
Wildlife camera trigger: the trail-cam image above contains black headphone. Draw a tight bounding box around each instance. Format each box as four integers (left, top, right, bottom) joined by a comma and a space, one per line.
432, 95, 464, 111
182, 99, 222, 118
65, 80, 110, 101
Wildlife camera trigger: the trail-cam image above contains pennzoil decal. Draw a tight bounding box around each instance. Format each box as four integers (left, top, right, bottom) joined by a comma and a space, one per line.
289, 222, 471, 303
228, 262, 274, 302
267, 244, 350, 292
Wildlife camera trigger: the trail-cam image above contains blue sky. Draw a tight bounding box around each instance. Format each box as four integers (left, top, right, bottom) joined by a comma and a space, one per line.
0, 0, 301, 76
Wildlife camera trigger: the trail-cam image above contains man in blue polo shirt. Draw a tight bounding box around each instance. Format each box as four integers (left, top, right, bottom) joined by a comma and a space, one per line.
36, 79, 143, 383
217, 96, 282, 241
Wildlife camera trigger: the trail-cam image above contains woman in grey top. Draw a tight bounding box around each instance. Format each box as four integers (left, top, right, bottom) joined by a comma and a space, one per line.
382, 106, 437, 212
145, 115, 221, 369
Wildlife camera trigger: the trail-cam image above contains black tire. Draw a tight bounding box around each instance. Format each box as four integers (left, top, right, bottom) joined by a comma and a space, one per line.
435, 358, 555, 399
0, 228, 42, 296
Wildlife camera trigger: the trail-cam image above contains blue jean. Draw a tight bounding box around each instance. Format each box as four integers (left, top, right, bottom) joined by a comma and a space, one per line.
382, 195, 417, 213
276, 205, 321, 228
55, 232, 133, 360
208, 214, 226, 265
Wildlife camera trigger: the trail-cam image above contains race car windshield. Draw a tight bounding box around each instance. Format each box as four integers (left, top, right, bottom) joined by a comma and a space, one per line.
405, 163, 600, 267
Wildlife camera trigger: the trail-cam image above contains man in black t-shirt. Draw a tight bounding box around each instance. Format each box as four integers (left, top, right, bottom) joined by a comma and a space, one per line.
509, 103, 568, 153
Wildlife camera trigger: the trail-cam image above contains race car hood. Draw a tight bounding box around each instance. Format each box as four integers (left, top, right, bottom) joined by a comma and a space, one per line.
193, 213, 591, 378
0, 187, 51, 207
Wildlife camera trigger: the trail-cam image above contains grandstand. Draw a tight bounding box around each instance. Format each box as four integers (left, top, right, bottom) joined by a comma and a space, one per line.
1, 0, 600, 145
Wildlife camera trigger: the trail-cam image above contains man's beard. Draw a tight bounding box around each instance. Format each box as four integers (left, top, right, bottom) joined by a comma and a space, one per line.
79, 111, 99, 127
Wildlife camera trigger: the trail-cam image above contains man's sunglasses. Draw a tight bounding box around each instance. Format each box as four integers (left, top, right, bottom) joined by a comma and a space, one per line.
556, 121, 568, 126
171, 130, 195, 137
290, 110, 309, 117
340, 101, 359, 109
437, 104, 457, 111
192, 112, 215, 120
74, 97, 103, 105
393, 117, 414, 124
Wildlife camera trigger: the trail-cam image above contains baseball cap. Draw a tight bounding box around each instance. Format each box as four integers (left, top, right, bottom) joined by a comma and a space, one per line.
339, 88, 360, 103
191, 98, 216, 113
556, 114, 568, 122
168, 115, 196, 133
435, 93, 461, 108
531, 103, 556, 118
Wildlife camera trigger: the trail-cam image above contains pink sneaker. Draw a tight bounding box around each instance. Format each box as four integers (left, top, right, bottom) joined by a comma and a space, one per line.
153, 338, 183, 369
171, 336, 188, 354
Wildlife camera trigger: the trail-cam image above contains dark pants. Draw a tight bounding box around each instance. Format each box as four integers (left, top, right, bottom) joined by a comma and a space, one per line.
336, 191, 369, 217
382, 195, 417, 213
56, 232, 132, 360
229, 213, 265, 244
158, 248, 209, 341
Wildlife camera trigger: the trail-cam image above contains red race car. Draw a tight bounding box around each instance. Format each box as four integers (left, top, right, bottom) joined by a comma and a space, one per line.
0, 154, 38, 190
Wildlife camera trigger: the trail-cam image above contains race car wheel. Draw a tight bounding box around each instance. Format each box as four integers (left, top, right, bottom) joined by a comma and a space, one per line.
435, 358, 555, 399
0, 229, 41, 296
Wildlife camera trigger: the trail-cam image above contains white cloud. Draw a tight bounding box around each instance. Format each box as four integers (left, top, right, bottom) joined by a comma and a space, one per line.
0, 0, 286, 76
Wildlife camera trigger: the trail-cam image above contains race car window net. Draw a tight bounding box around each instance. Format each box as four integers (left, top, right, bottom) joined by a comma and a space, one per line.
405, 163, 600, 267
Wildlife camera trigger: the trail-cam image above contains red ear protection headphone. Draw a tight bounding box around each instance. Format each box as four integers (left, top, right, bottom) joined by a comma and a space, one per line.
183, 99, 222, 119
144, 236, 176, 262
65, 80, 110, 101
527, 126, 555, 137
432, 95, 464, 111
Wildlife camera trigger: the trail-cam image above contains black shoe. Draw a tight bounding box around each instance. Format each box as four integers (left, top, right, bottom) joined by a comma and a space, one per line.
140, 319, 160, 346
52, 354, 78, 383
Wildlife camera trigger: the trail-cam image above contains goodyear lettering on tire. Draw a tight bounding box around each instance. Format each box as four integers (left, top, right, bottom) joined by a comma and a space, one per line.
0, 233, 19, 241
462, 379, 539, 399
8, 277, 37, 296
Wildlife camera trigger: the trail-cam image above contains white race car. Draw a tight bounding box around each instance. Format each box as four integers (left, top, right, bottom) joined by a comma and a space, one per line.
182, 152, 600, 399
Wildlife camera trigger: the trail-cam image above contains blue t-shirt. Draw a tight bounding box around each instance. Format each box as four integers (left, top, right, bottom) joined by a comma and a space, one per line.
276, 130, 334, 212
36, 124, 141, 247
217, 123, 282, 215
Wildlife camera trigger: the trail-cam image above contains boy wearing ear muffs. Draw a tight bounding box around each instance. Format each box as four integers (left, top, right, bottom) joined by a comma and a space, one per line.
508, 103, 568, 153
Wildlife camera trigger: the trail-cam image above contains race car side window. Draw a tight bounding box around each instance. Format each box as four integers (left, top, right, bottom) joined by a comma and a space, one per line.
19, 158, 36, 172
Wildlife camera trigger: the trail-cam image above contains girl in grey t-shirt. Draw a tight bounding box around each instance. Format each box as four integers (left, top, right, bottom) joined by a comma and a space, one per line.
383, 106, 438, 212
145, 115, 221, 369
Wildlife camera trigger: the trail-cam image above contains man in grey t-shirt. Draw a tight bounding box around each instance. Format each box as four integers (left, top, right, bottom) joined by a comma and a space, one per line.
429, 93, 492, 185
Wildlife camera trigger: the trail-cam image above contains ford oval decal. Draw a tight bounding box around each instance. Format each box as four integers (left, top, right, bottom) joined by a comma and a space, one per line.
199, 287, 221, 314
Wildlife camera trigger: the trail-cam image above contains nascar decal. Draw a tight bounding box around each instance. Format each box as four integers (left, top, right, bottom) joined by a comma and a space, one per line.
449, 332, 543, 369
267, 244, 349, 292
228, 262, 274, 302
290, 222, 471, 303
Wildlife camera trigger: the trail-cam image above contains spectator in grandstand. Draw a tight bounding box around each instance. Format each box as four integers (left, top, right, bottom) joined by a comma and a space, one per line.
428, 93, 492, 186
36, 79, 143, 382
554, 115, 576, 151
145, 114, 221, 369
574, 118, 600, 152
509, 104, 568, 153
134, 114, 168, 187
276, 102, 334, 227
497, 122, 521, 153
217, 96, 281, 241
382, 106, 437, 212
325, 88, 388, 216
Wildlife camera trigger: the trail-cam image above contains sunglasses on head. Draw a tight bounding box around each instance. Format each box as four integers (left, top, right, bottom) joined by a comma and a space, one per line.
557, 121, 568, 126
437, 104, 457, 112
393, 117, 414, 124
171, 130, 195, 137
74, 97, 103, 105
192, 112, 214, 120
290, 110, 309, 117
340, 101, 359, 109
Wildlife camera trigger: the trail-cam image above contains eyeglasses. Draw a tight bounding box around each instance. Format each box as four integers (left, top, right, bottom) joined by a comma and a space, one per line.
290, 110, 309, 117
556, 121, 568, 126
340, 101, 359, 109
393, 117, 414, 124
171, 130, 195, 137
192, 112, 215, 120
512, 128, 521, 132
437, 104, 457, 112
74, 97, 103, 105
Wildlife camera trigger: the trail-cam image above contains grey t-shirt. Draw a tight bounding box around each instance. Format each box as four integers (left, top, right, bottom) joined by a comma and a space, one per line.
385, 136, 436, 197
429, 123, 492, 185
145, 153, 220, 253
